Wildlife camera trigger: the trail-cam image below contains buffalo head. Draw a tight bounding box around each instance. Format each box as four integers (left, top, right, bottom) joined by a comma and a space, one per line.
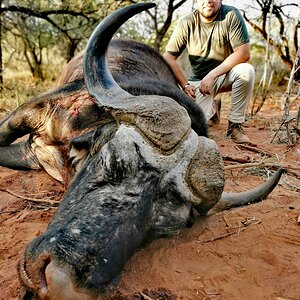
19, 3, 284, 299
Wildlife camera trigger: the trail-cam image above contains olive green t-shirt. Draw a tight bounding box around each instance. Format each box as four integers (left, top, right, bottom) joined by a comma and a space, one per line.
166, 5, 249, 80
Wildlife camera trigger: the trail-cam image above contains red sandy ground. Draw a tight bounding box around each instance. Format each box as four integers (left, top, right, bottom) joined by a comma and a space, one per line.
0, 103, 299, 300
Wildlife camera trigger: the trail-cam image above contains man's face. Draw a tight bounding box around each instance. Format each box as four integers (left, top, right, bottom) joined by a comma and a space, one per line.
197, 0, 222, 22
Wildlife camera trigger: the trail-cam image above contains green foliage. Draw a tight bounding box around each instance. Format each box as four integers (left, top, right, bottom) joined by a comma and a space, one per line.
1, 0, 185, 85
1, 0, 116, 82
0, 0, 189, 112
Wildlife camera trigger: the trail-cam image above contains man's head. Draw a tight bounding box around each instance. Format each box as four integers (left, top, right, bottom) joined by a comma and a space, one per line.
196, 0, 222, 22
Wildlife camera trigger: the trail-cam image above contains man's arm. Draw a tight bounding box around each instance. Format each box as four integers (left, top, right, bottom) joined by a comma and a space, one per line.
199, 43, 250, 95
163, 52, 196, 99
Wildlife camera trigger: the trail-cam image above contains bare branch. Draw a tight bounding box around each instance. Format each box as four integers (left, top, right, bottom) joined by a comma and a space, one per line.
0, 5, 95, 19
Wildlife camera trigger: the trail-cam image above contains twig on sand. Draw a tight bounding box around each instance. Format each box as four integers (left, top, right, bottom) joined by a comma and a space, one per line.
236, 144, 274, 157
139, 291, 154, 300
224, 162, 300, 178
132, 287, 155, 300
224, 161, 272, 170
225, 215, 261, 235
0, 188, 60, 205
199, 216, 261, 244
222, 155, 252, 163
282, 178, 300, 192
198, 231, 237, 243
0, 209, 23, 214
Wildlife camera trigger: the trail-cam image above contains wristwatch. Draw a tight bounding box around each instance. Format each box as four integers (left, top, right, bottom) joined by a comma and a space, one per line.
183, 83, 190, 89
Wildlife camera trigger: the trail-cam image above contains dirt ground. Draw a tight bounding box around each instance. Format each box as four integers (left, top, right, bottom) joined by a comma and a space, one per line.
0, 102, 299, 300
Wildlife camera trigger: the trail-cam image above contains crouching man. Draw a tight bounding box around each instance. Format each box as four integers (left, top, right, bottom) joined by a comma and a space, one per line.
164, 0, 255, 144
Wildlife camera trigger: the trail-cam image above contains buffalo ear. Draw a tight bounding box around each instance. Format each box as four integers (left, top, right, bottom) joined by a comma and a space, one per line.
89, 121, 118, 155
69, 122, 118, 172
69, 131, 93, 173
69, 130, 94, 152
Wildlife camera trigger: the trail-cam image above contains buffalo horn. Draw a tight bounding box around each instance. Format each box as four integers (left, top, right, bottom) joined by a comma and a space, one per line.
84, 3, 156, 105
0, 141, 40, 170
207, 168, 285, 215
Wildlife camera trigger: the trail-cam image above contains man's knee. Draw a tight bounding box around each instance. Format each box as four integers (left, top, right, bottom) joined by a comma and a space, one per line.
232, 63, 255, 83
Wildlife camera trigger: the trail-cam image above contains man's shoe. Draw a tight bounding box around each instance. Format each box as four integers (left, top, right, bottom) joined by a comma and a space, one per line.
227, 121, 252, 144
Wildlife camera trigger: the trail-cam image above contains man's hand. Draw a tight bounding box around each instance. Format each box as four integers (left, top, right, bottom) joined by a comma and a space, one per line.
198, 43, 251, 96
199, 73, 217, 96
183, 84, 196, 99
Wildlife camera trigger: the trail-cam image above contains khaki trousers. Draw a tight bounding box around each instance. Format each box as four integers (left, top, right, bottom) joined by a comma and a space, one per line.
189, 63, 255, 123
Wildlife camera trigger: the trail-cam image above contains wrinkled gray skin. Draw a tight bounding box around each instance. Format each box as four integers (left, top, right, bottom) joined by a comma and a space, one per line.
19, 3, 284, 300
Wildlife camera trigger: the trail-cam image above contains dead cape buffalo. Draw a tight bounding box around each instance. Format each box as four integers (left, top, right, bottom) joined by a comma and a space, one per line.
0, 28, 207, 184
14, 2, 284, 300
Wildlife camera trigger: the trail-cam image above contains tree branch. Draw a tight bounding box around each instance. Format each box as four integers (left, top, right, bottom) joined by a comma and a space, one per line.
243, 11, 293, 69
1, 5, 95, 18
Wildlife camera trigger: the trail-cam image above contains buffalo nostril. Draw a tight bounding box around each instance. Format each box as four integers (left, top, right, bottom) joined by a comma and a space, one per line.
19, 252, 51, 300
19, 252, 36, 292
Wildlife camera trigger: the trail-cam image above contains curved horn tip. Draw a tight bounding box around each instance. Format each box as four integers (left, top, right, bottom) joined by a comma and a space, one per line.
136, 2, 156, 9
278, 167, 286, 174
206, 167, 286, 216
271, 167, 286, 181
83, 2, 157, 99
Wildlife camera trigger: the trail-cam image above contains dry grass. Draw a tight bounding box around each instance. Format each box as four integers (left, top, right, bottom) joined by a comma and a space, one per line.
0, 75, 57, 114
0, 52, 66, 114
